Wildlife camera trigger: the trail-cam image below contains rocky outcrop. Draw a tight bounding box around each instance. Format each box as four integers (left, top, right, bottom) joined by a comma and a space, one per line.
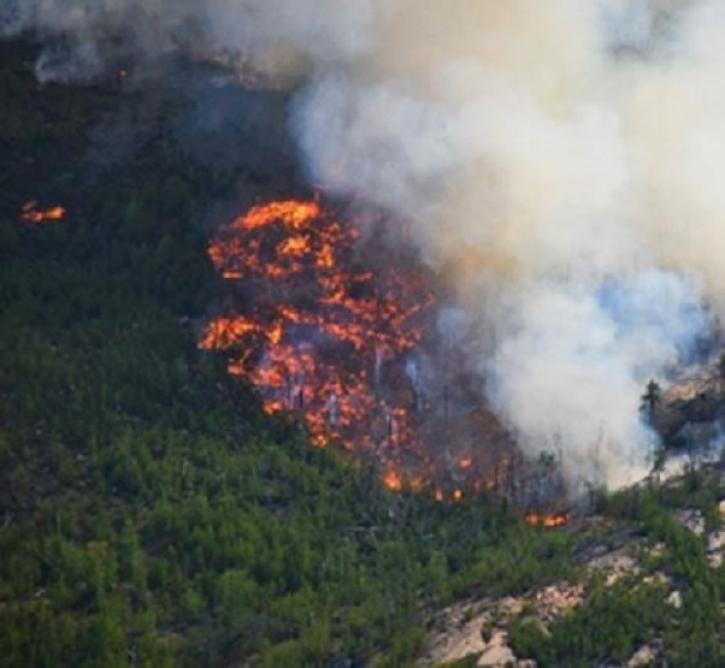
534, 583, 584, 623
476, 631, 518, 667
417, 599, 490, 666
675, 508, 705, 535
656, 362, 725, 445
588, 548, 640, 586
419, 464, 723, 667
626, 643, 659, 667
707, 529, 724, 567
417, 579, 583, 666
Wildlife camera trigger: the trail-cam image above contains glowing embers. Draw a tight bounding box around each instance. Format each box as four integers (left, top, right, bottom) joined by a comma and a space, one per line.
20, 201, 66, 224
524, 512, 571, 529
200, 198, 438, 483
383, 469, 404, 492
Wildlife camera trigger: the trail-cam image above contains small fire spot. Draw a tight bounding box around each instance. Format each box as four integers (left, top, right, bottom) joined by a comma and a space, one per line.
21, 201, 65, 224
524, 512, 570, 528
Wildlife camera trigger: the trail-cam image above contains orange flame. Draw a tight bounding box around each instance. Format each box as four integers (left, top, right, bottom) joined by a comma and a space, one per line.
200, 199, 436, 482
383, 470, 403, 492
458, 456, 473, 470
524, 512, 570, 528
199, 198, 510, 496
21, 201, 65, 224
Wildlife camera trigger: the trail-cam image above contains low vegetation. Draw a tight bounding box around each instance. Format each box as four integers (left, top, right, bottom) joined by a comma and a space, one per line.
508, 476, 724, 667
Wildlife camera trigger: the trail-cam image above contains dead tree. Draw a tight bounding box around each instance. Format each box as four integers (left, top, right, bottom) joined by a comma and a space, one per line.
641, 379, 662, 422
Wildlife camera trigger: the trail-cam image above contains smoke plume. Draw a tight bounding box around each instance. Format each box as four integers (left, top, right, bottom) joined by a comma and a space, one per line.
6, 0, 725, 488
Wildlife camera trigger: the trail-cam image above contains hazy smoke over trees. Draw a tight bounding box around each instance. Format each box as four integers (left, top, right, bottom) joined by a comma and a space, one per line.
6, 0, 724, 488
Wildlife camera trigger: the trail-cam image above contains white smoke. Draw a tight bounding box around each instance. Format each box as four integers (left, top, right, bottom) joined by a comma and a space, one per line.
5, 0, 724, 488
486, 270, 707, 488
290, 1, 720, 487
0, 1, 380, 82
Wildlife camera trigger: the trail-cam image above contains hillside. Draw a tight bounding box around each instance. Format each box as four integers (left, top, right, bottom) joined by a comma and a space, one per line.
421, 466, 724, 667
0, 37, 723, 668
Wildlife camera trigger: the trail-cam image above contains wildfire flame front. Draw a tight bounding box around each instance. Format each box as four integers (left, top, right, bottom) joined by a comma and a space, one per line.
200, 199, 440, 489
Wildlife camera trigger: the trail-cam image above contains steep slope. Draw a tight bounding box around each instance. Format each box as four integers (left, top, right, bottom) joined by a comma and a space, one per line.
420, 466, 724, 667
2, 37, 722, 668
0, 41, 571, 668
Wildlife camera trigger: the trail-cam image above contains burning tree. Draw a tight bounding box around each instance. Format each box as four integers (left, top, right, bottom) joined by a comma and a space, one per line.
198, 197, 517, 500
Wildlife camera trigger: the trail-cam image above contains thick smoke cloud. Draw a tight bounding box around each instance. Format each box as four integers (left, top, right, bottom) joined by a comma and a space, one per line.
294, 0, 723, 489
6, 0, 723, 488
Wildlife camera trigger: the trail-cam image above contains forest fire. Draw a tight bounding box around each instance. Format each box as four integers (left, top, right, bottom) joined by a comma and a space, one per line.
524, 512, 571, 529
20, 201, 66, 224
199, 198, 513, 497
